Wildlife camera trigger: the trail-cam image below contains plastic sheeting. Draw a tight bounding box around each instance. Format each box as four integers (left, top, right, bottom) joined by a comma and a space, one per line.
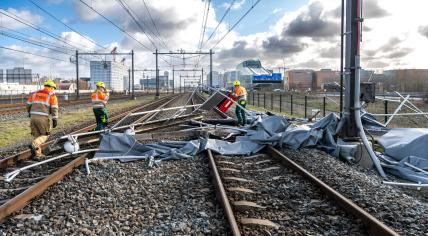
94, 112, 428, 184
378, 128, 428, 183
94, 132, 265, 163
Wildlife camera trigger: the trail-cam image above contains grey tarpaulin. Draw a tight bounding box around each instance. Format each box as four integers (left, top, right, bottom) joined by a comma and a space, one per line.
378, 128, 428, 183
94, 132, 265, 163
94, 133, 200, 162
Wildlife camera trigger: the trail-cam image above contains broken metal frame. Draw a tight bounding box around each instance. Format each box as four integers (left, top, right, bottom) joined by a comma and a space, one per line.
384, 95, 410, 126
4, 149, 98, 182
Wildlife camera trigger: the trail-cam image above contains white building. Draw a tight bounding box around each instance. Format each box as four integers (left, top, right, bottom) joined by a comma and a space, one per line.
90, 61, 128, 91
206, 71, 220, 88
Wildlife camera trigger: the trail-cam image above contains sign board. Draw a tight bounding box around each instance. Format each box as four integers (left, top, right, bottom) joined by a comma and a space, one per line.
252, 73, 282, 83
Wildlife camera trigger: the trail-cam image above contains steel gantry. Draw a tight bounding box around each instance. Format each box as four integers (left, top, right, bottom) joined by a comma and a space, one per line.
75, 50, 135, 99
154, 50, 213, 98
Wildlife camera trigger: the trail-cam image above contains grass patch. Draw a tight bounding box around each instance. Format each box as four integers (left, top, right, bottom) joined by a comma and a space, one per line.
0, 97, 154, 149
247, 105, 300, 119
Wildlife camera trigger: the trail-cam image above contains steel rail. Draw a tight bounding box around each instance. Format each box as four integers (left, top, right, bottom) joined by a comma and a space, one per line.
0, 95, 178, 169
0, 153, 90, 221
206, 149, 241, 236
0, 94, 148, 115
265, 146, 399, 236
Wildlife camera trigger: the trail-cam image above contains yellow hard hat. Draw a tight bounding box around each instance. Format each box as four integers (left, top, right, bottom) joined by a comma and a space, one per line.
43, 80, 56, 89
96, 82, 105, 88
233, 80, 240, 86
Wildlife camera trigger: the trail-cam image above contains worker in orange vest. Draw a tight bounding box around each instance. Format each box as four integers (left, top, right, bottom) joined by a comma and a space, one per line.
26, 80, 59, 159
232, 80, 247, 126
91, 82, 109, 130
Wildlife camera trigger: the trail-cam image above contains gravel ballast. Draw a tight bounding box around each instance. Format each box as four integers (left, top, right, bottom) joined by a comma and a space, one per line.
282, 148, 428, 235
0, 156, 228, 235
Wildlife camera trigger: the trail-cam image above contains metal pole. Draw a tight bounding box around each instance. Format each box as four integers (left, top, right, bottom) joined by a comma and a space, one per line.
384, 100, 388, 123
209, 49, 213, 88
280, 94, 282, 113
146, 72, 149, 94
304, 95, 308, 118
155, 49, 159, 99
75, 50, 79, 100
291, 94, 293, 115
201, 68, 204, 87
128, 69, 131, 95
131, 50, 135, 99
340, 0, 344, 114
271, 93, 274, 110
323, 96, 326, 117
172, 68, 175, 94
180, 75, 182, 93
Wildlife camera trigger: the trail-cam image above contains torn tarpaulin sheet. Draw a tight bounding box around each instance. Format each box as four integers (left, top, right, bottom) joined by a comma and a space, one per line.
378, 128, 428, 183
378, 128, 428, 161
94, 132, 265, 162
94, 133, 200, 162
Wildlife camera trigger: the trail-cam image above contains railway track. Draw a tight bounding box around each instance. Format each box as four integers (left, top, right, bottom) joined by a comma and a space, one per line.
206, 147, 399, 235
0, 94, 148, 116
0, 92, 402, 235
0, 94, 188, 221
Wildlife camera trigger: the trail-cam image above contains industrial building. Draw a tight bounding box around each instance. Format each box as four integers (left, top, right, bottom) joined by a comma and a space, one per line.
287, 69, 314, 91
140, 71, 172, 90
90, 61, 128, 91
5, 67, 32, 84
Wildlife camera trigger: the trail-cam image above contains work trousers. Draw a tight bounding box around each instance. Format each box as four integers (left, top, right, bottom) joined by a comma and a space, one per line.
30, 115, 50, 157
93, 108, 109, 131
235, 100, 247, 126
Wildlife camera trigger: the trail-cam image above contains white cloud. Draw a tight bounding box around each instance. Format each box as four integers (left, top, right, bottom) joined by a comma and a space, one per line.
3, 0, 428, 79
222, 0, 246, 10
0, 8, 43, 29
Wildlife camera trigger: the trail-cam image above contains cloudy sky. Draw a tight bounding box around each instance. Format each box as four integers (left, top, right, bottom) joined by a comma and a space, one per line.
1, 0, 428, 79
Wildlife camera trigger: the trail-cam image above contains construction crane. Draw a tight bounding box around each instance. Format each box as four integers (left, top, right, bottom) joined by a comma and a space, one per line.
111, 46, 117, 62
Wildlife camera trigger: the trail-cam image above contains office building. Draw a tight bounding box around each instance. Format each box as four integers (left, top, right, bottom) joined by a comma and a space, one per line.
6, 67, 32, 84
90, 61, 128, 91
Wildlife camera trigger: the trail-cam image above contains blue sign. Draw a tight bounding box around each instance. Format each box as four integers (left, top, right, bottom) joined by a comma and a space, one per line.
252, 73, 282, 83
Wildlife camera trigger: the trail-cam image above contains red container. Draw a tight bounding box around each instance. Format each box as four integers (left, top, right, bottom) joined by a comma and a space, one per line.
217, 94, 236, 113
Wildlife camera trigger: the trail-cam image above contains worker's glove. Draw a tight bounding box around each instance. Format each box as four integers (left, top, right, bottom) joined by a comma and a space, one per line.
28, 113, 31, 118
52, 119, 58, 128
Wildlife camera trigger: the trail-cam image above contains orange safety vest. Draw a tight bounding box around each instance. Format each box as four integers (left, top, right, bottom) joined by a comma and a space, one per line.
233, 86, 247, 101
91, 90, 109, 108
26, 88, 59, 118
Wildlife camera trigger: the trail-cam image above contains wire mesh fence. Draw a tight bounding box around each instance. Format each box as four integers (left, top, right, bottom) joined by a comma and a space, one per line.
247, 92, 428, 128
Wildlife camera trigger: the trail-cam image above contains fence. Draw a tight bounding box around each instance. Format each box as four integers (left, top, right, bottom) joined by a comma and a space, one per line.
248, 92, 338, 119
248, 92, 428, 128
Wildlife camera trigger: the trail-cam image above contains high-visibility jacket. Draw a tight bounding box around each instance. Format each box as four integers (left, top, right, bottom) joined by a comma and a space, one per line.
26, 88, 59, 119
91, 89, 109, 108
233, 86, 247, 101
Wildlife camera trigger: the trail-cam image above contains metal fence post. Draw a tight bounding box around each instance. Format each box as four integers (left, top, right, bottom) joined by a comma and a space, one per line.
290, 94, 293, 115
252, 92, 255, 105
304, 95, 308, 118
270, 93, 273, 110
323, 96, 326, 117
263, 93, 266, 109
384, 100, 388, 123
257, 93, 260, 107
279, 94, 282, 113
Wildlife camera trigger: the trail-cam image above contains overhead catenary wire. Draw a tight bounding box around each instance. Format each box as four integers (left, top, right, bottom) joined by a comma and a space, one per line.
0, 46, 68, 62
78, 0, 152, 51
27, 0, 107, 50
0, 26, 76, 51
210, 0, 261, 50
79, 0, 172, 66
0, 10, 91, 52
0, 30, 74, 55
115, 0, 159, 50
141, 0, 170, 51
201, 0, 235, 49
